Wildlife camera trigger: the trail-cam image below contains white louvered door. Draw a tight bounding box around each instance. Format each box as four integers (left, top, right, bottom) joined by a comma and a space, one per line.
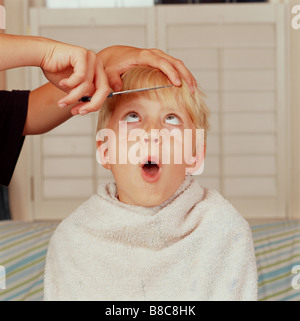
29, 4, 288, 220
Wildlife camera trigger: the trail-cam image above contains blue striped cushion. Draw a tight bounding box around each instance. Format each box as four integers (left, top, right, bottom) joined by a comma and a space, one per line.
0, 221, 58, 301
251, 220, 300, 301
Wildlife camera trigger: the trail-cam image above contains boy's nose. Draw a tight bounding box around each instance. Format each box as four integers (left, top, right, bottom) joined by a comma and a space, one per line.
144, 135, 159, 144
142, 120, 162, 144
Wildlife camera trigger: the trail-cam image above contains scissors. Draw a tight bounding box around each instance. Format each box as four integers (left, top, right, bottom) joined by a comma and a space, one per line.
79, 85, 173, 102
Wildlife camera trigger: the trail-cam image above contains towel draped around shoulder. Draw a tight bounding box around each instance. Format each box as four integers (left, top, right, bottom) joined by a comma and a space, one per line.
44, 177, 257, 301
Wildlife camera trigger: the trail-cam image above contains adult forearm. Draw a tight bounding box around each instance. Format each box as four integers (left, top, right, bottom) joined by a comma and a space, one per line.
23, 82, 75, 135
0, 34, 50, 71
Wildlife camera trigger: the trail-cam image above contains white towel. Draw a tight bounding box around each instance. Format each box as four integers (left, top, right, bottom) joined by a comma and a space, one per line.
44, 177, 257, 301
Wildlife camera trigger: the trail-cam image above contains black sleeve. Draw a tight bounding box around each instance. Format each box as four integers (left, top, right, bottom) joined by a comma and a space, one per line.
0, 90, 29, 186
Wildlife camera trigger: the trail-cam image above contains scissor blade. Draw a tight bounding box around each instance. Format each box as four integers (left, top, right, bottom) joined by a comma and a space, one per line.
79, 85, 173, 102
109, 85, 173, 97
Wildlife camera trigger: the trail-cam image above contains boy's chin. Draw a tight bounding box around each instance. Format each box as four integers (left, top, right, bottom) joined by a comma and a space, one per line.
127, 192, 171, 208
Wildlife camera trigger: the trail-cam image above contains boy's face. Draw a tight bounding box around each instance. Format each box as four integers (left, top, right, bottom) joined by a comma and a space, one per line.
98, 96, 202, 207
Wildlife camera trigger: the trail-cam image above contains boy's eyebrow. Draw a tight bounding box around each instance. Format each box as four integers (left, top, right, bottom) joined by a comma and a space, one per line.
120, 100, 183, 114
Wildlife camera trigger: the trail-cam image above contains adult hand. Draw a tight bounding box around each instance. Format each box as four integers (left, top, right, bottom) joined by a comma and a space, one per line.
0, 34, 111, 114
72, 45, 197, 116
98, 46, 197, 93
40, 39, 111, 115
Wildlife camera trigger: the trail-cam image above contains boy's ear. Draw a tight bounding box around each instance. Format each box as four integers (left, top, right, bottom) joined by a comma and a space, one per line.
185, 144, 206, 176
96, 141, 111, 170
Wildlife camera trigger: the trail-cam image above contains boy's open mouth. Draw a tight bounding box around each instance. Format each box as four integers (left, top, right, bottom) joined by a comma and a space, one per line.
143, 161, 159, 175
141, 158, 161, 183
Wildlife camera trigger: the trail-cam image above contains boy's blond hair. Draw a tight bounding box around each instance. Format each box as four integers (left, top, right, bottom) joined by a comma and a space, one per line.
97, 66, 210, 143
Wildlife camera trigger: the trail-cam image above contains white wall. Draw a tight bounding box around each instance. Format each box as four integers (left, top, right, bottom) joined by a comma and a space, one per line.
289, 0, 300, 217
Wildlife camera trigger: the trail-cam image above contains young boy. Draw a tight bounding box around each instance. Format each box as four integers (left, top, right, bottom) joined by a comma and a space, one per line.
44, 67, 257, 301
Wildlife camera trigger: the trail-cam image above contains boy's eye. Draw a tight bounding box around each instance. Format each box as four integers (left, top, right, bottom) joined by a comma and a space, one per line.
124, 112, 140, 123
164, 114, 181, 125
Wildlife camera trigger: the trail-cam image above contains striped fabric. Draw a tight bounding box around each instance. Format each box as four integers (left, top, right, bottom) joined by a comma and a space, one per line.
0, 220, 300, 301
0, 221, 58, 301
251, 220, 300, 301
